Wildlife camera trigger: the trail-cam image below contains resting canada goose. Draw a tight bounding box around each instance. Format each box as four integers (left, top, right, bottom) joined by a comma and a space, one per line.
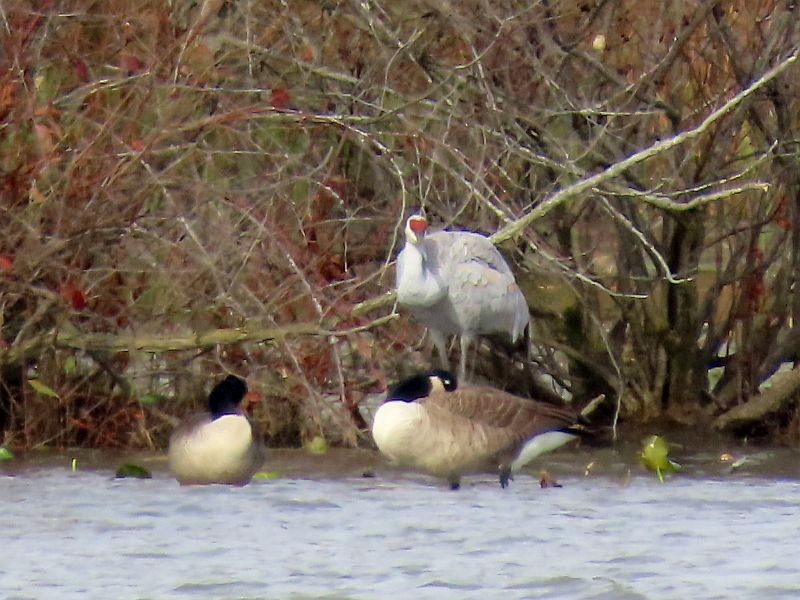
168, 375, 264, 486
372, 370, 582, 489
395, 214, 529, 379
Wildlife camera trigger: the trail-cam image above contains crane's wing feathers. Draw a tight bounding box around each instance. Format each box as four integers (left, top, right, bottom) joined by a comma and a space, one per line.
425, 231, 513, 276
424, 231, 527, 335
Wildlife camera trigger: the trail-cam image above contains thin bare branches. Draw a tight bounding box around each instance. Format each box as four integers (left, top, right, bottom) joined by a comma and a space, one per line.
492, 50, 798, 244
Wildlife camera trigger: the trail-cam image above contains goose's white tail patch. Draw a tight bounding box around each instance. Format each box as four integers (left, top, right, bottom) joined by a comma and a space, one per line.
510, 431, 576, 472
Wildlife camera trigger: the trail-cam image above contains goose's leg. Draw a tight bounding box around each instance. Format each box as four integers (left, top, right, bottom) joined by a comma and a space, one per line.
429, 329, 450, 369
499, 467, 513, 488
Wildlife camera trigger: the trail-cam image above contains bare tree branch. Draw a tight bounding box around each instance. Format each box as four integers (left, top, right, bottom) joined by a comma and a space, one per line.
492, 50, 798, 244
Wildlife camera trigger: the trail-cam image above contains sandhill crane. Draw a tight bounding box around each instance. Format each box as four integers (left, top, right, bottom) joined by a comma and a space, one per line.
395, 214, 529, 379
372, 370, 582, 489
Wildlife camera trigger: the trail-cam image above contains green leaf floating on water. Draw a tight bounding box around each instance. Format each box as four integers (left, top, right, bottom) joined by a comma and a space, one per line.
115, 463, 153, 479
305, 435, 328, 455
0, 446, 14, 461
640, 435, 682, 483
252, 471, 281, 481
28, 379, 60, 398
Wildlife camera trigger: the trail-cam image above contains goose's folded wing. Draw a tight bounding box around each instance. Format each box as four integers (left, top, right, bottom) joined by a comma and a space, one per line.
423, 387, 578, 437
418, 395, 521, 462
421, 387, 581, 469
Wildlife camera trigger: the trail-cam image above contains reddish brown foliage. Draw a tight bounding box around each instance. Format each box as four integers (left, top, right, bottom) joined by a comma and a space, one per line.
1, 0, 799, 448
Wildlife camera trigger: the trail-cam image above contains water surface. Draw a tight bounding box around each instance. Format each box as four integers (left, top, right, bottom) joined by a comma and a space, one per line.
1, 446, 799, 599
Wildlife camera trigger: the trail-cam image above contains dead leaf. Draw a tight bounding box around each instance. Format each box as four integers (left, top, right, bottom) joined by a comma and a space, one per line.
0, 83, 15, 120
353, 336, 373, 361
119, 54, 145, 75
60, 281, 87, 311
34, 123, 56, 155
29, 184, 46, 203
271, 86, 290, 109
300, 45, 315, 62
72, 58, 90, 82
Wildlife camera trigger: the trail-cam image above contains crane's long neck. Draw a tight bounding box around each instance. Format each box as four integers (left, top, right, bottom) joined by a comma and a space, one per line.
397, 240, 447, 306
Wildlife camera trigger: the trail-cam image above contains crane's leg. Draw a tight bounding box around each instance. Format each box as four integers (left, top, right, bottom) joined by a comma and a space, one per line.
459, 334, 474, 382
525, 318, 533, 363
429, 329, 450, 369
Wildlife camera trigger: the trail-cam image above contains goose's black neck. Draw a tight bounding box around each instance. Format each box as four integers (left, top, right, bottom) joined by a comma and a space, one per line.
386, 369, 457, 403
207, 375, 248, 419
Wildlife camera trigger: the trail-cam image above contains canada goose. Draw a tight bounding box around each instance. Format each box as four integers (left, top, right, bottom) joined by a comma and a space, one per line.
372, 370, 582, 489
168, 375, 264, 485
395, 214, 529, 379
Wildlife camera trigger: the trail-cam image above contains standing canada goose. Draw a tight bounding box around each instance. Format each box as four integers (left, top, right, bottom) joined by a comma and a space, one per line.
372, 370, 582, 489
395, 214, 529, 379
168, 375, 264, 486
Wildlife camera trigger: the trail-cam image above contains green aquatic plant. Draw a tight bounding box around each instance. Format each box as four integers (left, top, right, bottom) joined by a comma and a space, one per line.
0, 446, 14, 461
115, 463, 153, 479
640, 435, 682, 482
252, 471, 281, 481
305, 436, 328, 455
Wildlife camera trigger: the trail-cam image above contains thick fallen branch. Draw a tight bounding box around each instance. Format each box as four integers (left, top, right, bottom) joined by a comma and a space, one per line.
713, 366, 800, 431
52, 323, 319, 353
0, 314, 398, 360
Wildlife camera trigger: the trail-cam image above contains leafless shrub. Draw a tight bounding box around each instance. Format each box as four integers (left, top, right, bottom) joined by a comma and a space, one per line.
1, 0, 799, 448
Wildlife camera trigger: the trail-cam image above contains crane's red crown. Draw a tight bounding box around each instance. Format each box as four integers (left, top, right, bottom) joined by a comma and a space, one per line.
408, 215, 428, 235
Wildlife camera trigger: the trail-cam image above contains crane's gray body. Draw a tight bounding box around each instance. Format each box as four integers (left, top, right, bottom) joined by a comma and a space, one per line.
396, 227, 529, 377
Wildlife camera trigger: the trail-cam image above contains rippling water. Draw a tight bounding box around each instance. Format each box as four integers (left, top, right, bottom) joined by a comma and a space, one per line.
2, 447, 799, 599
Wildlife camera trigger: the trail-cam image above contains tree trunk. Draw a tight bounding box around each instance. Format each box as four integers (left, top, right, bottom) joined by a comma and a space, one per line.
662, 211, 705, 420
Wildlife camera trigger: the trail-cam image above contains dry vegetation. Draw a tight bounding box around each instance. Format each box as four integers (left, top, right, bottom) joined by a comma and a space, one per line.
1, 0, 800, 450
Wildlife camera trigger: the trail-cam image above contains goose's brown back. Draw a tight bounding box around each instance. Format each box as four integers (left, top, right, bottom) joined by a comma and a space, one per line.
423, 386, 577, 434
414, 386, 579, 476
